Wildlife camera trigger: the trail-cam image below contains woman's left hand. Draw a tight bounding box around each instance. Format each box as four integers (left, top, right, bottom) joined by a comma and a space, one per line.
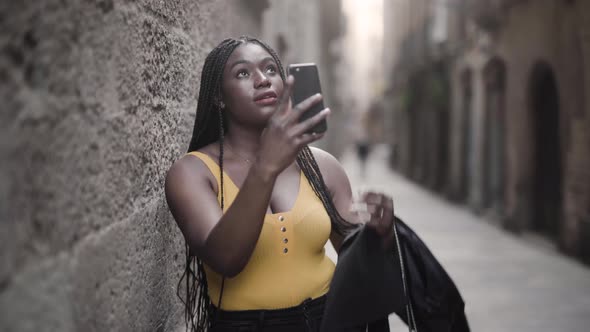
360, 191, 395, 249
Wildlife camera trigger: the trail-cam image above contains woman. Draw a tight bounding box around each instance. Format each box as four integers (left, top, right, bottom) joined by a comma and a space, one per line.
165, 36, 395, 332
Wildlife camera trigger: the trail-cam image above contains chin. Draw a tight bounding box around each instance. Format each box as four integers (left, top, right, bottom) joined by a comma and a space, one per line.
239, 109, 275, 130
258, 105, 279, 117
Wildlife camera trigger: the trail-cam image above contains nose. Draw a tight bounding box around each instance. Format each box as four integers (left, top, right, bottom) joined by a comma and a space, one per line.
254, 70, 271, 89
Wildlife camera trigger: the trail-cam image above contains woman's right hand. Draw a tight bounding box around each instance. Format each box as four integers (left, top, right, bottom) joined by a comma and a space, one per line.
255, 75, 330, 176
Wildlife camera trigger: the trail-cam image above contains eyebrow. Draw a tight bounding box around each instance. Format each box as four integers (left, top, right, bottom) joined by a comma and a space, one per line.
229, 56, 275, 70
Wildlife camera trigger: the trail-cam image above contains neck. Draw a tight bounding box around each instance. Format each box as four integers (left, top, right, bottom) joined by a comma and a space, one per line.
223, 123, 263, 158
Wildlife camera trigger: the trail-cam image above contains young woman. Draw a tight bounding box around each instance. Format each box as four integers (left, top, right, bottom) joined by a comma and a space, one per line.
165, 36, 395, 332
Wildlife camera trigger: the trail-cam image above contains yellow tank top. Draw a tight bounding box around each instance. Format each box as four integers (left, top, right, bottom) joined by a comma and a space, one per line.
187, 152, 335, 310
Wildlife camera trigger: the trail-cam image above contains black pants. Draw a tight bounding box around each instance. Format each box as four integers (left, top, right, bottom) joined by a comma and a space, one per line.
209, 295, 366, 332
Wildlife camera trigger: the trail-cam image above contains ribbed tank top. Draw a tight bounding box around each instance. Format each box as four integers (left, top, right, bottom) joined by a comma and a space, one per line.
187, 152, 335, 310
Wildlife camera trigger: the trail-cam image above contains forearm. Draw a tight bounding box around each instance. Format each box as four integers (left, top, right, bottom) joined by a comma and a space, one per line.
203, 162, 277, 277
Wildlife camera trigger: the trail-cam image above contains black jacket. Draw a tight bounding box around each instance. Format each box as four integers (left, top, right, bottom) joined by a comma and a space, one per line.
320, 216, 470, 332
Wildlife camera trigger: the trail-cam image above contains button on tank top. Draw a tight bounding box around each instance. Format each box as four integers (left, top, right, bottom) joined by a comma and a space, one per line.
187, 152, 335, 310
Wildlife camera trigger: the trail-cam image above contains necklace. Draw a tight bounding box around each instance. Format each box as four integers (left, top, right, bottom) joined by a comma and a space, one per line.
225, 142, 253, 164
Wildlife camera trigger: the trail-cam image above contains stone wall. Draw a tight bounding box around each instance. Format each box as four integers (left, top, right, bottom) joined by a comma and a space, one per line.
0, 1, 263, 330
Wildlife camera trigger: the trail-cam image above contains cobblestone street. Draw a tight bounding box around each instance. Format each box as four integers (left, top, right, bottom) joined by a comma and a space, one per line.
327, 145, 590, 332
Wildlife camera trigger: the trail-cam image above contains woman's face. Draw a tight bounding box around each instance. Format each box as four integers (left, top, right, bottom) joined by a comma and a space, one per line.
221, 43, 284, 129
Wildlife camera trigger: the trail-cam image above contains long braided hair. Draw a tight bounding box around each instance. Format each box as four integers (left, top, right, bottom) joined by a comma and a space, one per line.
179, 36, 356, 331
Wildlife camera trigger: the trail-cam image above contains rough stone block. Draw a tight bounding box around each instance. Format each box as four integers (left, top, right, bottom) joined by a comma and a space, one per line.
1, 0, 265, 330
0, 254, 75, 332
70, 198, 185, 331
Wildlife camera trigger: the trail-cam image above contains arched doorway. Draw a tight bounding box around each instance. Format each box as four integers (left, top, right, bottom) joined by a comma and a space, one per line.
459, 68, 473, 200
432, 61, 450, 191
528, 62, 562, 237
482, 57, 507, 214
407, 72, 426, 181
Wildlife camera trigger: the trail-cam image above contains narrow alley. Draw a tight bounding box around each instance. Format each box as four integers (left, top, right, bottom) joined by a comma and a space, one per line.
3, 1, 590, 331
332, 145, 590, 332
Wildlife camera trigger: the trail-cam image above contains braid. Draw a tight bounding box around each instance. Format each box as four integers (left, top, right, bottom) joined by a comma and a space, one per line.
218, 108, 226, 211
297, 147, 356, 236
187, 38, 242, 151
179, 36, 354, 331
181, 38, 241, 332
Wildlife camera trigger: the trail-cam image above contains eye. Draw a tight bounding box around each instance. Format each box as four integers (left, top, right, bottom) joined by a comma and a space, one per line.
236, 69, 249, 78
265, 65, 277, 74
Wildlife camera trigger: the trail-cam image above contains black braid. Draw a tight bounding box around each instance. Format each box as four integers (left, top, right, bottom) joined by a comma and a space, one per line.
218, 108, 225, 212
180, 37, 241, 332
179, 36, 355, 331
296, 146, 356, 236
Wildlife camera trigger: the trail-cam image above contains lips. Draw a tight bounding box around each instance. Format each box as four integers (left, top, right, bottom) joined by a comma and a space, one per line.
254, 91, 278, 105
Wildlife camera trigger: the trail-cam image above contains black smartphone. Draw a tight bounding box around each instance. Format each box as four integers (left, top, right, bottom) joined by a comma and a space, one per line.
287, 63, 327, 134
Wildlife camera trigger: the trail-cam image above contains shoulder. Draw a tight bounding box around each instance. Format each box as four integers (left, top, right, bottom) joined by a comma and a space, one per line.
309, 146, 341, 170
165, 149, 218, 198
308, 146, 349, 191
168, 143, 220, 180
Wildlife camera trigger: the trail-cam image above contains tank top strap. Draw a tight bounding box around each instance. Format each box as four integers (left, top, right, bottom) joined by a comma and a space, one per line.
186, 151, 237, 210
186, 151, 222, 177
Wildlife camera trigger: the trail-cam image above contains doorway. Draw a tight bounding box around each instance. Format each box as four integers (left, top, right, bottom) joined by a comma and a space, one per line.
482, 57, 507, 214
459, 69, 473, 201
528, 62, 562, 237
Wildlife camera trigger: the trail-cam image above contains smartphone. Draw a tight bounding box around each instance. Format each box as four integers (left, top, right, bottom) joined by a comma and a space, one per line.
287, 63, 327, 134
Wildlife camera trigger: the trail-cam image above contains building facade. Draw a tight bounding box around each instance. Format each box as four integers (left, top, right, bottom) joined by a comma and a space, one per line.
384, 0, 590, 262
383, 0, 457, 190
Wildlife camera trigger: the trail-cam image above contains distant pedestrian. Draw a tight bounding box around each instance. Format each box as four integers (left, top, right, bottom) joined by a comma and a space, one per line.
356, 139, 371, 178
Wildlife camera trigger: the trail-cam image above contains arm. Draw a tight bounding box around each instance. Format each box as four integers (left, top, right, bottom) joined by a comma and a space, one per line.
166, 157, 277, 277
309, 147, 361, 253
310, 147, 394, 253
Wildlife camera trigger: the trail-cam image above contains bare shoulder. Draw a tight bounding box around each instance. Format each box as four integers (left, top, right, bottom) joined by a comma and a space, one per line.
309, 146, 341, 169
165, 147, 225, 250
308, 146, 350, 191
165, 149, 218, 198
